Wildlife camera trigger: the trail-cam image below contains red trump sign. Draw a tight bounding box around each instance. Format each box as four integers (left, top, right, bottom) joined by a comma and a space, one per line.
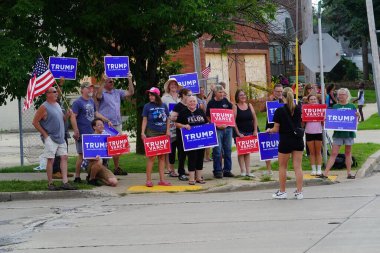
143, 135, 171, 157
302, 104, 327, 122
210, 109, 235, 127
107, 135, 130, 156
236, 135, 259, 155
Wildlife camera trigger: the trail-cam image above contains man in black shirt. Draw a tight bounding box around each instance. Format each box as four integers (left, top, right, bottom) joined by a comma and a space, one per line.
206, 85, 234, 179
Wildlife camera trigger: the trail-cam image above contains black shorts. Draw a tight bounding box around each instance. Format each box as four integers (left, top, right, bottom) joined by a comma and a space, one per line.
306, 133, 323, 142
278, 134, 304, 154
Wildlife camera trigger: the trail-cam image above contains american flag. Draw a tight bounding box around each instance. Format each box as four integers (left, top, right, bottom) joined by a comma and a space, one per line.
201, 63, 211, 79
23, 57, 55, 111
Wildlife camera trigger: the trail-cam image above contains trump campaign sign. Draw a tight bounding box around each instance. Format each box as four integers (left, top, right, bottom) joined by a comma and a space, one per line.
104, 56, 129, 78
107, 135, 130, 156
236, 135, 259, 155
258, 132, 279, 161
302, 104, 327, 122
169, 72, 200, 94
266, 101, 284, 123
324, 109, 358, 131
143, 135, 171, 157
82, 134, 111, 159
104, 124, 120, 136
210, 109, 235, 127
48, 57, 78, 80
181, 123, 218, 151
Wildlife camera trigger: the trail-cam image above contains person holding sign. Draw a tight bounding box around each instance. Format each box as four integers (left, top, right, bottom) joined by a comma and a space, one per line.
86, 118, 118, 186
141, 87, 171, 187
267, 90, 304, 200
206, 85, 234, 179
319, 88, 359, 180
161, 78, 181, 177
71, 82, 111, 183
233, 89, 258, 177
304, 94, 323, 176
262, 84, 283, 176
172, 88, 193, 181
96, 73, 134, 176
176, 96, 208, 185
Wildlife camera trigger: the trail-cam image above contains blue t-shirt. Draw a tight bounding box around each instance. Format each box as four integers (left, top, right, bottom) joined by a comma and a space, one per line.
72, 97, 96, 135
142, 102, 169, 133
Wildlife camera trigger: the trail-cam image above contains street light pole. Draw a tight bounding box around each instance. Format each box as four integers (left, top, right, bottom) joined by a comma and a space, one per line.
366, 0, 380, 115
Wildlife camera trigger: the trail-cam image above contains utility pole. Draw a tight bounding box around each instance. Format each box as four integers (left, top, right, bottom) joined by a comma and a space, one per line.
301, 0, 316, 84
366, 0, 380, 115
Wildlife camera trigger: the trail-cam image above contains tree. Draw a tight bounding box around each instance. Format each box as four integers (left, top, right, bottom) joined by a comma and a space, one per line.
1, 0, 277, 153
322, 0, 380, 81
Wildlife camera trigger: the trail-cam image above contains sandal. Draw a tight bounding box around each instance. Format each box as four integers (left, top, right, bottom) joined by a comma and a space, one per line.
169, 171, 179, 177
347, 174, 356, 179
317, 174, 329, 179
196, 179, 206, 184
188, 181, 195, 185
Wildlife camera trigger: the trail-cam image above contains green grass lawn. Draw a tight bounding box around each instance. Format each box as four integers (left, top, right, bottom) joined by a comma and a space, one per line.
258, 143, 380, 172
1, 153, 159, 174
350, 89, 377, 103
0, 180, 94, 192
358, 113, 380, 130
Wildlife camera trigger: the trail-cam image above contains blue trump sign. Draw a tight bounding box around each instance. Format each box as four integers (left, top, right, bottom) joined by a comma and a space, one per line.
104, 124, 119, 136
324, 109, 357, 131
168, 103, 176, 113
266, 101, 283, 123
181, 123, 218, 151
170, 72, 200, 94
82, 134, 111, 159
258, 132, 279, 161
104, 56, 129, 78
48, 57, 78, 80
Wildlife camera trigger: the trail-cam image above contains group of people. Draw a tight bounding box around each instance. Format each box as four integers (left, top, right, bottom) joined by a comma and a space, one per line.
33, 72, 363, 198
33, 74, 134, 190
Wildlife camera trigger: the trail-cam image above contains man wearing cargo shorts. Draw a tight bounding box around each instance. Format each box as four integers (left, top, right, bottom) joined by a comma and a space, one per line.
32, 87, 77, 191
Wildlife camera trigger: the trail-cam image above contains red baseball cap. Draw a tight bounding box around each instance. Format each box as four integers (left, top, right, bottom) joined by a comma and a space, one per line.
146, 87, 160, 96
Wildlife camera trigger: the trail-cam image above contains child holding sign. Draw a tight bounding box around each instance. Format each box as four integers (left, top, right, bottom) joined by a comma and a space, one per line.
141, 87, 172, 187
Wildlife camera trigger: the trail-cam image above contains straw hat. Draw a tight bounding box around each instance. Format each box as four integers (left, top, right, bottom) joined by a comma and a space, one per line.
163, 78, 182, 93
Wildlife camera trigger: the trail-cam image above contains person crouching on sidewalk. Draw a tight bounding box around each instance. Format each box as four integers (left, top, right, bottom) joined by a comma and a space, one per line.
86, 118, 118, 186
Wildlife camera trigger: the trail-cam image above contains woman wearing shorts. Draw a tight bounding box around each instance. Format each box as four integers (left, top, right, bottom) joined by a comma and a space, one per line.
267, 89, 304, 200
304, 94, 323, 176
319, 88, 359, 179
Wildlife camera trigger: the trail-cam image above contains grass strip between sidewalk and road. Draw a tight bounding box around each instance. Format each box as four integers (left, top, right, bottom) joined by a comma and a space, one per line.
357, 113, 380, 130
0, 180, 93, 192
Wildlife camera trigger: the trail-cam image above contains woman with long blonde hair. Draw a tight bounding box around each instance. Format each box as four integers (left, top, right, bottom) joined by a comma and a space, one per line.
267, 89, 304, 200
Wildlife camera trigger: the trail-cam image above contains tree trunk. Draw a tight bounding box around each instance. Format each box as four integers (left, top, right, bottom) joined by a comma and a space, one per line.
362, 36, 369, 80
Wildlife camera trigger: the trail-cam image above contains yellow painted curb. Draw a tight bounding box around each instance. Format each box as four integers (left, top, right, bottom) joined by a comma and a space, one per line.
304, 174, 337, 181
128, 185, 203, 192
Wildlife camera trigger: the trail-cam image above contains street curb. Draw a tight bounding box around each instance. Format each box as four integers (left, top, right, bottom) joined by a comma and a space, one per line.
356, 150, 380, 178
204, 178, 336, 193
0, 190, 115, 202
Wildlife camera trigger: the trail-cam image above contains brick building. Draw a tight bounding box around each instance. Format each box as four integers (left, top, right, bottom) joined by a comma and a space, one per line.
171, 23, 271, 102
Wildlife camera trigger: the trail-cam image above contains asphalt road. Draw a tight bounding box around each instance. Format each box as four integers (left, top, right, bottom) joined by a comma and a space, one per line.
1, 168, 380, 253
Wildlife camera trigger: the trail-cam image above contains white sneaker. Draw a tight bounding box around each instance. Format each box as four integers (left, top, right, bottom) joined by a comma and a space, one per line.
272, 190, 287, 199
248, 173, 255, 178
311, 170, 317, 176
294, 191, 303, 200
240, 172, 247, 177
263, 170, 273, 176
316, 170, 322, 176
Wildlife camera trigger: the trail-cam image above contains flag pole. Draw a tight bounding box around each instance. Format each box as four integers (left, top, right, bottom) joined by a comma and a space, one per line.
295, 0, 299, 103
38, 51, 71, 109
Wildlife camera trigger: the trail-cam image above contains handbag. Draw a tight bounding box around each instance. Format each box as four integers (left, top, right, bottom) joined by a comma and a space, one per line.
283, 106, 304, 138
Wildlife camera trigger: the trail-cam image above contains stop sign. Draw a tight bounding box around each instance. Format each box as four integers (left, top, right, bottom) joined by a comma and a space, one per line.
301, 33, 341, 72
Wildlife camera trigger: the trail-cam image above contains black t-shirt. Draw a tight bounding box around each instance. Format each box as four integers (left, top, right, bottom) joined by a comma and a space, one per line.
273, 105, 302, 134
177, 108, 208, 126
206, 97, 232, 117
173, 102, 187, 114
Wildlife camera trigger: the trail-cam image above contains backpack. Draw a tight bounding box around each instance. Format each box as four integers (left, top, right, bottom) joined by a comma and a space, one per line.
332, 154, 358, 169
